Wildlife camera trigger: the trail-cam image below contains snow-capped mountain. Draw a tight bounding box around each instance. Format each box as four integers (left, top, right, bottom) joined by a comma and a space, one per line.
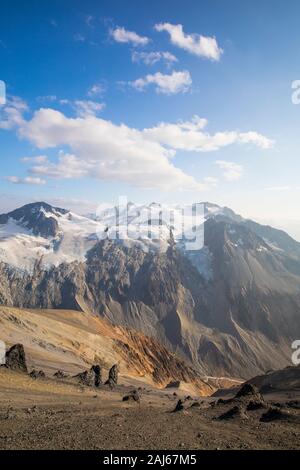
0, 201, 221, 271
1, 200, 299, 273
1, 201, 300, 379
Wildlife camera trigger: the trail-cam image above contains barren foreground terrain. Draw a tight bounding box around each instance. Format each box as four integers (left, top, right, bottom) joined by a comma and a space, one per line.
0, 368, 299, 450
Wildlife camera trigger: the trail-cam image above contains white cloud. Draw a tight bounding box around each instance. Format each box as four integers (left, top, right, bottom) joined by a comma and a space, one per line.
144, 115, 274, 151
238, 131, 274, 149
19, 108, 204, 191
155, 22, 223, 61
110, 27, 149, 46
3, 103, 273, 192
72, 100, 105, 117
0, 96, 27, 130
57, 99, 105, 117
5, 176, 46, 185
131, 51, 178, 66
87, 83, 106, 97
215, 160, 243, 181
21, 155, 48, 163
131, 70, 192, 94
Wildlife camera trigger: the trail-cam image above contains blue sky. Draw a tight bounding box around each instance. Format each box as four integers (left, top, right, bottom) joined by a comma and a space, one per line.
1, 0, 300, 238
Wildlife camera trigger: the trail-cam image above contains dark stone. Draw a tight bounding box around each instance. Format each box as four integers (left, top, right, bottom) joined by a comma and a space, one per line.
217, 405, 248, 420
235, 383, 260, 398
190, 402, 200, 408
106, 364, 119, 389
246, 399, 266, 411
260, 407, 289, 422
91, 364, 102, 387
54, 370, 69, 379
5, 344, 28, 373
173, 399, 184, 412
30, 369, 45, 379
74, 369, 95, 387
122, 390, 140, 403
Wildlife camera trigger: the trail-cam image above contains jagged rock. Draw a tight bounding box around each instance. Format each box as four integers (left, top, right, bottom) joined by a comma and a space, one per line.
91, 364, 102, 387
246, 399, 266, 410
122, 390, 140, 403
217, 405, 248, 420
74, 365, 103, 387
30, 369, 45, 379
106, 364, 119, 389
260, 407, 290, 422
235, 383, 260, 398
54, 370, 69, 379
5, 344, 28, 373
173, 399, 184, 412
74, 369, 95, 387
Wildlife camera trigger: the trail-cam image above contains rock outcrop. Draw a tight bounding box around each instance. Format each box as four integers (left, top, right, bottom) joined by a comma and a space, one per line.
107, 364, 119, 389
5, 344, 28, 373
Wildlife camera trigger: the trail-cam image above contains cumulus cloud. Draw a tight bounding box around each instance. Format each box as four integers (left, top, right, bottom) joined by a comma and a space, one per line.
215, 160, 243, 181
143, 115, 274, 151
0, 96, 27, 129
131, 51, 178, 66
155, 22, 223, 61
131, 70, 192, 94
110, 26, 149, 46
5, 175, 46, 185
3, 103, 273, 192
19, 108, 204, 191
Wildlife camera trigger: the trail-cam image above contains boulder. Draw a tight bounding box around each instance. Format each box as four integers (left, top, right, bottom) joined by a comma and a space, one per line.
106, 364, 119, 389
173, 399, 184, 412
91, 364, 102, 387
30, 369, 45, 379
217, 405, 248, 420
5, 344, 28, 373
122, 390, 140, 403
235, 383, 260, 398
54, 370, 69, 379
74, 369, 95, 387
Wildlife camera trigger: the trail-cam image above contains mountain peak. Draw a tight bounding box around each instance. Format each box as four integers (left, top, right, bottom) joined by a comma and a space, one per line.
0, 201, 68, 238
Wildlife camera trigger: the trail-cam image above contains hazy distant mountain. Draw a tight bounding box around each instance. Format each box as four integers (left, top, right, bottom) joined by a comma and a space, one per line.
1, 201, 300, 379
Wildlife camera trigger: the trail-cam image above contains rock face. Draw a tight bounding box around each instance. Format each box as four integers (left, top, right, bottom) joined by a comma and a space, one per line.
74, 365, 103, 387
5, 344, 28, 373
235, 383, 260, 399
107, 364, 119, 389
0, 202, 66, 238
74, 369, 95, 387
2, 202, 300, 379
91, 365, 102, 387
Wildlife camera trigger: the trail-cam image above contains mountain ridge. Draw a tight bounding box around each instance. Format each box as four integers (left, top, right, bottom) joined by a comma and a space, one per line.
1, 201, 300, 379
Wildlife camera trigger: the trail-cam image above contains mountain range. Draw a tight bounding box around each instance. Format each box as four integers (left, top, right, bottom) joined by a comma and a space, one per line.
1, 201, 300, 379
